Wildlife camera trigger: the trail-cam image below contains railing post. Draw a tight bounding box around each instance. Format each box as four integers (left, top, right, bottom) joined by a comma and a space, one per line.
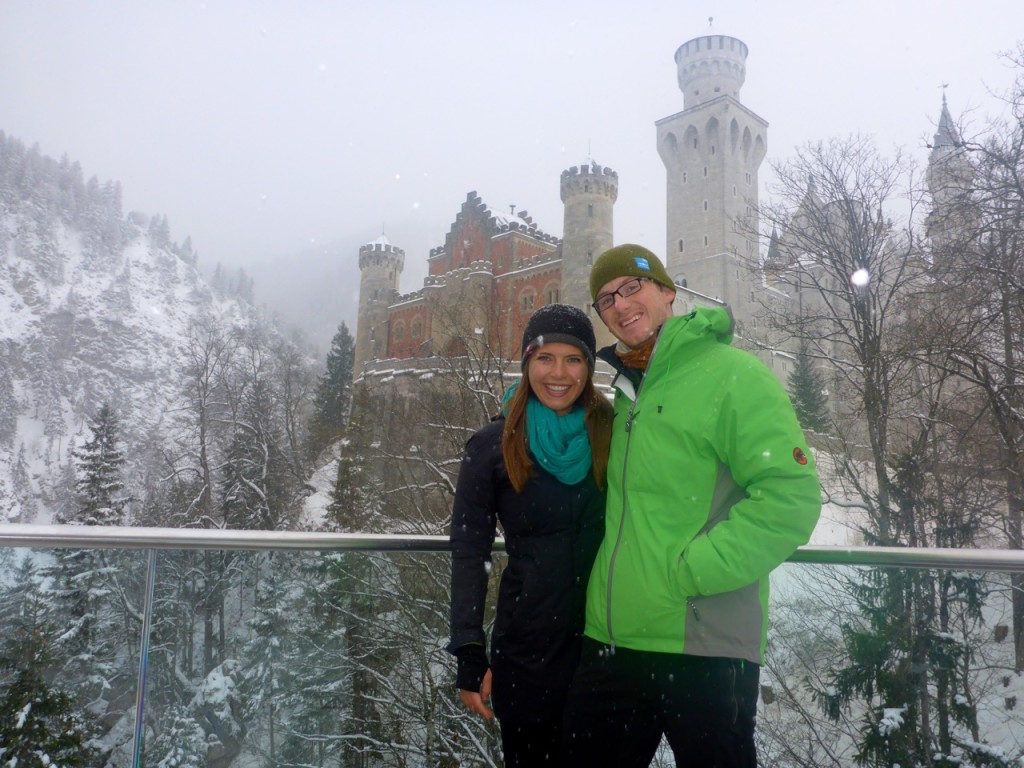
131, 548, 158, 767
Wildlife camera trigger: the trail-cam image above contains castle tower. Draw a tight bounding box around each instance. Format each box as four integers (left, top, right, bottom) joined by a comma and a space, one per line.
925, 93, 974, 257
354, 236, 404, 377
656, 34, 766, 311
560, 162, 617, 334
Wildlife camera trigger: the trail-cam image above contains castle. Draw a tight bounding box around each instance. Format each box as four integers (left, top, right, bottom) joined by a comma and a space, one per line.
353, 162, 617, 378
352, 32, 959, 390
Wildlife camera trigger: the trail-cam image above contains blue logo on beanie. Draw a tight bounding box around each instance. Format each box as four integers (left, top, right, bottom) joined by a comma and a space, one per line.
634, 257, 650, 271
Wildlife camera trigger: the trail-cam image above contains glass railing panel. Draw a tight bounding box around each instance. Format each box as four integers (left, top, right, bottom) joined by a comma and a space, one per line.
759, 563, 1024, 767
0, 545, 152, 764
140, 548, 502, 766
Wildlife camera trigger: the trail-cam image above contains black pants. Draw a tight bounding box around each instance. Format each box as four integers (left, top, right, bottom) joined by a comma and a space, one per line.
561, 638, 760, 768
500, 719, 562, 767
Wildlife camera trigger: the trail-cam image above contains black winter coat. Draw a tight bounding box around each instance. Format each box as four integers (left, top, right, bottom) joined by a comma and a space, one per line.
448, 417, 606, 724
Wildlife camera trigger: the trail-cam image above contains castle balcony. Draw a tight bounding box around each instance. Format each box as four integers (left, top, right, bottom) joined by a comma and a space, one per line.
2, 522, 1022, 764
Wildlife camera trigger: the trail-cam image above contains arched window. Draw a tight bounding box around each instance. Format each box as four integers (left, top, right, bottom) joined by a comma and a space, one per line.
393, 321, 405, 342
519, 288, 536, 313
411, 319, 423, 338
545, 281, 560, 304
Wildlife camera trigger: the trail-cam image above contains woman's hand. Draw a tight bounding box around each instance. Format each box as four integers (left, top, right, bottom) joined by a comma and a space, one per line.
459, 668, 494, 719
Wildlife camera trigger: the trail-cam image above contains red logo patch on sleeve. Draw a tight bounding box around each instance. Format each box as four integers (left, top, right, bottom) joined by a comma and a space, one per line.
793, 447, 808, 465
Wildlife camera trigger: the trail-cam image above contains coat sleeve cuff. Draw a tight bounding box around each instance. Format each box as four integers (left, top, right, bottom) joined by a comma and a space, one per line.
453, 644, 489, 691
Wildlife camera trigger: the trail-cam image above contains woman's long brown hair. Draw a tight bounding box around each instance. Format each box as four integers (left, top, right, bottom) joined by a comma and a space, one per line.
501, 359, 614, 492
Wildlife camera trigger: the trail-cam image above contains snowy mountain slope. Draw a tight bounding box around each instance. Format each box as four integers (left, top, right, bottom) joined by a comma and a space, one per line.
0, 134, 251, 523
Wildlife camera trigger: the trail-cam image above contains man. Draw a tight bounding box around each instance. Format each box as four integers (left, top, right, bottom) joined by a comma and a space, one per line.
561, 244, 822, 767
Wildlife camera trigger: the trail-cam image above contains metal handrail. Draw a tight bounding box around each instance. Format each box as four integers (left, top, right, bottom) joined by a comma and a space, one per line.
1, 524, 1023, 572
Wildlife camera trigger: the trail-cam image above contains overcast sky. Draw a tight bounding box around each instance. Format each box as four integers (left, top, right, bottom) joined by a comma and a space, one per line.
2, 1, 1021, 335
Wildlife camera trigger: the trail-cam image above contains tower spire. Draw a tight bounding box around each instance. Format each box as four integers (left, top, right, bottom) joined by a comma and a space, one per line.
931, 86, 961, 154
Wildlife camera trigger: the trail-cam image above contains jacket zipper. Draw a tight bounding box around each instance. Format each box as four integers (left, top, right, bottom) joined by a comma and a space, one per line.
687, 597, 701, 621
605, 336, 664, 650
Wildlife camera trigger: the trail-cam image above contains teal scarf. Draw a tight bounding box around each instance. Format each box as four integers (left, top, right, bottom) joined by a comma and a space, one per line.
502, 382, 592, 486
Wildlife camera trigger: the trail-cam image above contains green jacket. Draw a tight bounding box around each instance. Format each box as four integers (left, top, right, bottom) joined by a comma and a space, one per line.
584, 306, 821, 664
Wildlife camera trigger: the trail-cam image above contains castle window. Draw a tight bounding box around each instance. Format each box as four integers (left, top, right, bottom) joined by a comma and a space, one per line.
588, 203, 594, 218
519, 288, 536, 313
546, 284, 560, 304
683, 171, 688, 183
693, 138, 698, 148
711, 145, 716, 155
704, 236, 709, 247
745, 172, 751, 184
586, 250, 593, 265
732, 185, 737, 197
412, 319, 423, 338
678, 239, 684, 253
703, 167, 708, 177
703, 200, 709, 211
393, 322, 405, 342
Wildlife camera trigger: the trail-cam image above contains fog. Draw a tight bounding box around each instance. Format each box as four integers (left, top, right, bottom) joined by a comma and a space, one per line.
2, 0, 1020, 350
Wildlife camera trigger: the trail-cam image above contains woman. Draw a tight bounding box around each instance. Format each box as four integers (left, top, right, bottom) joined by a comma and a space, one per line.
448, 304, 613, 767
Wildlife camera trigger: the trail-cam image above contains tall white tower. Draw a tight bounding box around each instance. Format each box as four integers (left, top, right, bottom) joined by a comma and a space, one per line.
656, 34, 766, 311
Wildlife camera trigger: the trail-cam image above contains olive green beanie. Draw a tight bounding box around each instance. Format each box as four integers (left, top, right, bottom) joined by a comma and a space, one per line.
589, 244, 675, 302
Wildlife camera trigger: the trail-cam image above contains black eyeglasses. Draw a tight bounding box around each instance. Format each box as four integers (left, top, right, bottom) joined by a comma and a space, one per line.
592, 278, 647, 313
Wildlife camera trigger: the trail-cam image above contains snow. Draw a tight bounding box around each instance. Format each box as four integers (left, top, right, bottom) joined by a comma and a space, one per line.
15, 701, 31, 729
879, 706, 907, 736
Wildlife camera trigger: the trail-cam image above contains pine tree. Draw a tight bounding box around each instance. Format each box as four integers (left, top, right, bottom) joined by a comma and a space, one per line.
0, 556, 98, 765
240, 553, 296, 763
12, 444, 38, 520
149, 705, 207, 768
308, 322, 355, 458
47, 403, 131, 699
0, 357, 16, 448
70, 402, 128, 526
788, 344, 830, 433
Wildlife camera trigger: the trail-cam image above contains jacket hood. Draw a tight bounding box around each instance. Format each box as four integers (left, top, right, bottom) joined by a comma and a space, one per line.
667, 305, 734, 346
